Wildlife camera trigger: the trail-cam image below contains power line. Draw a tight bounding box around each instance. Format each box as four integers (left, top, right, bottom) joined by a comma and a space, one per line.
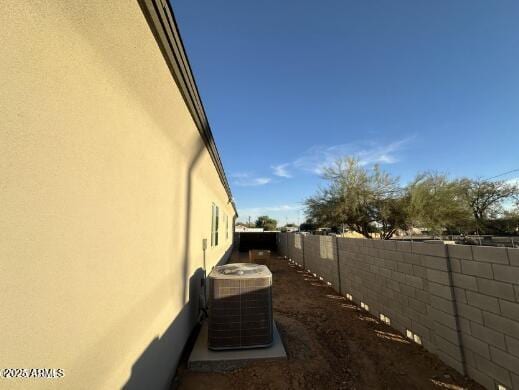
485, 168, 519, 181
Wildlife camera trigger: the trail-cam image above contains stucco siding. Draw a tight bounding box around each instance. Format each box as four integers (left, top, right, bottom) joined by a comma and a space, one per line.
0, 1, 235, 389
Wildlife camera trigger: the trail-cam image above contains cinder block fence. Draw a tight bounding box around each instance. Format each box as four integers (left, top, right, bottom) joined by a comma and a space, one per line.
276, 233, 519, 390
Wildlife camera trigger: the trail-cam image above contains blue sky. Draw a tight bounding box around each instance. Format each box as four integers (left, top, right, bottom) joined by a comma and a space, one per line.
172, 0, 519, 224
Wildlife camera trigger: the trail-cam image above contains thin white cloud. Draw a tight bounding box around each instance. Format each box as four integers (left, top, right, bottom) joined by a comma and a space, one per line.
271, 163, 292, 178
238, 204, 303, 218
231, 172, 272, 187
231, 172, 250, 179
274, 137, 412, 177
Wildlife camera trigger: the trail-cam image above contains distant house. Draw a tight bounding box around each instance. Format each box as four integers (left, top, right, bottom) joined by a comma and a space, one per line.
235, 224, 264, 232
315, 227, 333, 235
284, 226, 299, 232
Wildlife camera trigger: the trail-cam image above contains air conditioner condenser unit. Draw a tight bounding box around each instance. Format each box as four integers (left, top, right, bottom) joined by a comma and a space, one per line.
207, 263, 273, 350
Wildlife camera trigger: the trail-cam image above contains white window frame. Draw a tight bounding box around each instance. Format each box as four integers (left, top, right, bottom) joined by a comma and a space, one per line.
225, 214, 229, 240
211, 203, 219, 247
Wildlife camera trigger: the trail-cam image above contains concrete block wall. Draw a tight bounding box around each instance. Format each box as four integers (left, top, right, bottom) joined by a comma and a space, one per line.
277, 233, 289, 258
448, 245, 519, 389
337, 238, 465, 374
276, 233, 519, 390
303, 235, 340, 290
286, 233, 304, 267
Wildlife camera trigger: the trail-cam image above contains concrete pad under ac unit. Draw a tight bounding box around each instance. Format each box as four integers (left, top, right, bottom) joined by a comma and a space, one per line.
188, 321, 287, 371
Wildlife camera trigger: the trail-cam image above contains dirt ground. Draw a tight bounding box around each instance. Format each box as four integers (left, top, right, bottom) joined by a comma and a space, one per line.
175, 253, 484, 390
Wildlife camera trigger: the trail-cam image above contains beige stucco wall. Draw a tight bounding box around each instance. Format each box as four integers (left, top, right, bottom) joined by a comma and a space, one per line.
0, 1, 235, 389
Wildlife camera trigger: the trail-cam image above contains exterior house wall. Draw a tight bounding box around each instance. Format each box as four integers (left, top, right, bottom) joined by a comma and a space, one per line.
278, 233, 519, 390
0, 1, 235, 389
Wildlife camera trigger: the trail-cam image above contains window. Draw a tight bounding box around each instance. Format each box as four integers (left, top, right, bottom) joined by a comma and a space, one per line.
225, 214, 229, 240
211, 203, 219, 246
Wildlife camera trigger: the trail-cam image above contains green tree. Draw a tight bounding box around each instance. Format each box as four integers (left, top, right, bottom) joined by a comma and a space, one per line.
299, 219, 317, 232
255, 215, 277, 231
305, 157, 409, 239
459, 178, 519, 234
500, 206, 519, 235
407, 173, 472, 235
